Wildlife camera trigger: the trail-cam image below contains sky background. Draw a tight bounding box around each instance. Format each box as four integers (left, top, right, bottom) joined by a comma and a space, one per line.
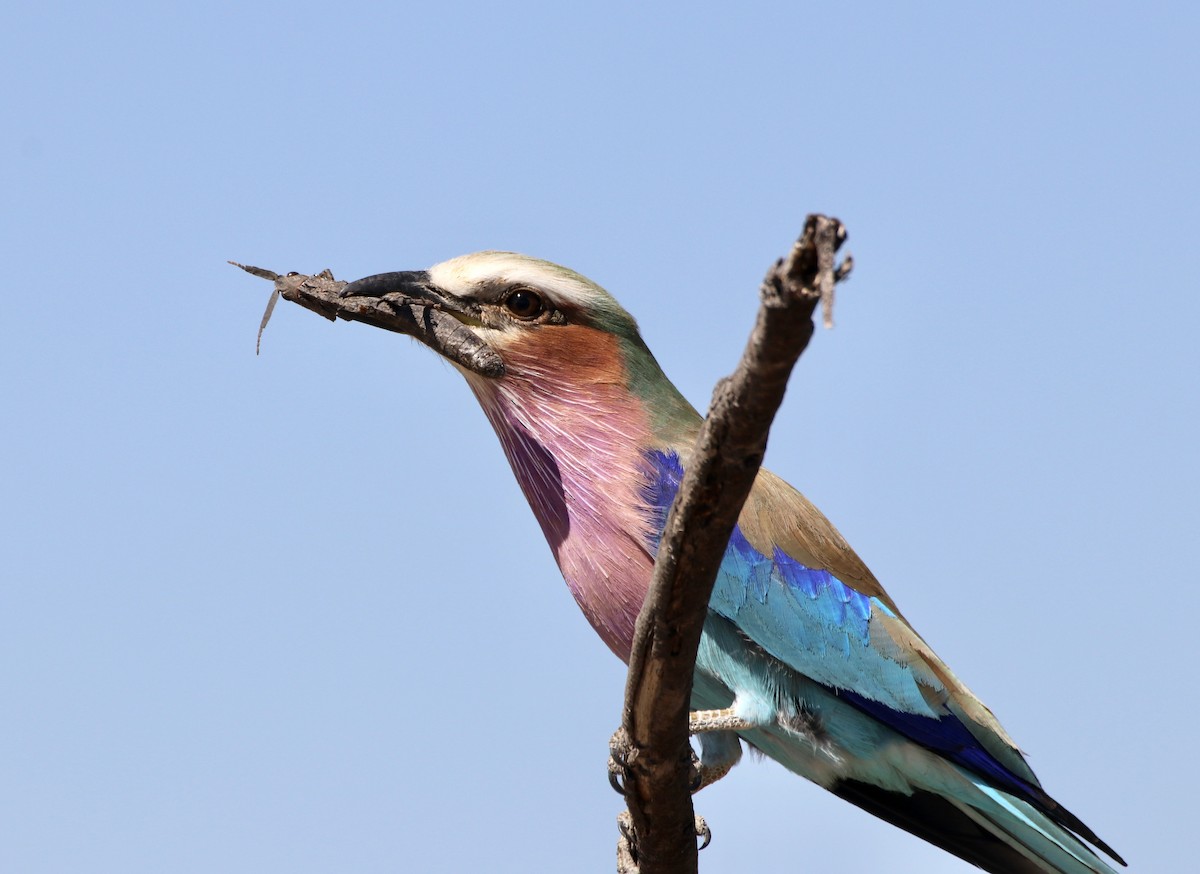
2, 3, 1196, 872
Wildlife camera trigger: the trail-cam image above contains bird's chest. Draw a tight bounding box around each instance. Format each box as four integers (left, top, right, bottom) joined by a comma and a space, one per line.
530, 443, 663, 660
469, 376, 670, 660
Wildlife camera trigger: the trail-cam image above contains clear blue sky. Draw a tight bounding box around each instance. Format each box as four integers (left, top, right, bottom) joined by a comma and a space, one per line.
3, 3, 1195, 872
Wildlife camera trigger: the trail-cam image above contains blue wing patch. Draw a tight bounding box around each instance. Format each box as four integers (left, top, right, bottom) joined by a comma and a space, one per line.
639, 448, 899, 692
639, 449, 1042, 803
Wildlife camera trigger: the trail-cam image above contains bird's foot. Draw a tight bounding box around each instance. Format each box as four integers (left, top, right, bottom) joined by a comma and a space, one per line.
610, 711, 749, 794
608, 727, 635, 796
689, 747, 736, 793
615, 808, 711, 873
616, 810, 638, 874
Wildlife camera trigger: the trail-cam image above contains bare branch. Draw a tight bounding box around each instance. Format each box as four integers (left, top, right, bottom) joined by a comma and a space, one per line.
615, 216, 852, 874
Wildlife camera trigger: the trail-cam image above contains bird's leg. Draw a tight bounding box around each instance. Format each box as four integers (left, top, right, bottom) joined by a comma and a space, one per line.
690, 707, 756, 733
689, 709, 751, 791
611, 712, 751, 795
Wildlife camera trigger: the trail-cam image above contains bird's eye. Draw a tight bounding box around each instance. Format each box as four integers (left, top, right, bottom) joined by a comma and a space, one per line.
504, 288, 544, 320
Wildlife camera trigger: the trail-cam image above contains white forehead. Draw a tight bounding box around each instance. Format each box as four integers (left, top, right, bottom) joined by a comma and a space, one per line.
428, 251, 613, 310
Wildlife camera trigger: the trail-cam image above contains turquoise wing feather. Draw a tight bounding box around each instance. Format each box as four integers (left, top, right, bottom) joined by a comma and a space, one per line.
641, 448, 1123, 873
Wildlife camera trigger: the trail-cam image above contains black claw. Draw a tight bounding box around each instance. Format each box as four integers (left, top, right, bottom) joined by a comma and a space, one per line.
696, 817, 712, 851
688, 749, 703, 792
608, 728, 632, 796
608, 765, 627, 796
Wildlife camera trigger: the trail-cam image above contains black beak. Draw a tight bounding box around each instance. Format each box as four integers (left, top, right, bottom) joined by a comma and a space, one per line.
340, 271, 505, 378
341, 270, 485, 319
341, 269, 430, 298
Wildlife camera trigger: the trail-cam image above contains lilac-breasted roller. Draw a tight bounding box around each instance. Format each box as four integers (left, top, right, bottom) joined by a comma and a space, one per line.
340, 251, 1123, 874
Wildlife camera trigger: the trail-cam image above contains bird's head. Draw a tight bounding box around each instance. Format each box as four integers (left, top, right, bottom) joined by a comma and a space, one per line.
340, 251, 699, 443
343, 252, 700, 654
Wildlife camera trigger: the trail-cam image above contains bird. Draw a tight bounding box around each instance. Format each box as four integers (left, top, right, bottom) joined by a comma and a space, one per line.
339, 251, 1125, 874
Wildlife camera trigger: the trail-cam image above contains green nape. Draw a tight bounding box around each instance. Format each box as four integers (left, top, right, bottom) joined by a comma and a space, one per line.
614, 331, 702, 448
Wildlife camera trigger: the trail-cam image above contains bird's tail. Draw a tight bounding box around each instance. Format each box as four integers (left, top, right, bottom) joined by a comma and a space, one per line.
749, 728, 1123, 874
947, 779, 1122, 874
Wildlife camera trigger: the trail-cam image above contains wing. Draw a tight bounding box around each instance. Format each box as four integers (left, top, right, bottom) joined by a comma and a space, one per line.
732, 465, 1037, 789
641, 449, 1121, 864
